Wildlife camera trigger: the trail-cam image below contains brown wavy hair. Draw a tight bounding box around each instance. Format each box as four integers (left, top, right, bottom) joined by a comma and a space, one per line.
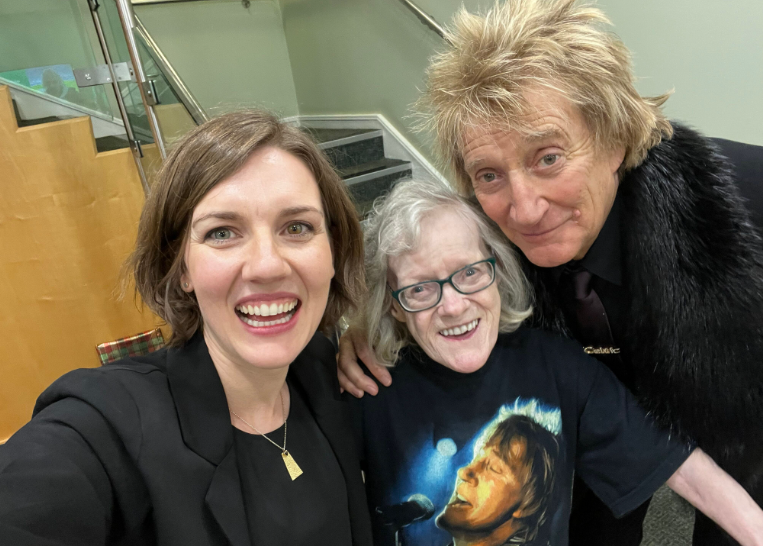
128, 111, 365, 346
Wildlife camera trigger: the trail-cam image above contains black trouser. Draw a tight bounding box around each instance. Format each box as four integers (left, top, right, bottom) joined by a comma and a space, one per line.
568, 477, 650, 546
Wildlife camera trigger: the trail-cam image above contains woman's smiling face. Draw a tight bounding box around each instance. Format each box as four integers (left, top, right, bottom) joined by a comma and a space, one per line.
388, 207, 501, 374
181, 146, 335, 372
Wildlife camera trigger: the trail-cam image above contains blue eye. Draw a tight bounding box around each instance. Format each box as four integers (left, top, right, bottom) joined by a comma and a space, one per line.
207, 228, 233, 240
540, 154, 559, 167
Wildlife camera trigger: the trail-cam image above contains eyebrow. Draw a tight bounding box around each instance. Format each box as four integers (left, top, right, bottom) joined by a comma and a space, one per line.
463, 128, 568, 174
278, 206, 324, 218
191, 206, 324, 229
191, 211, 243, 228
523, 127, 568, 144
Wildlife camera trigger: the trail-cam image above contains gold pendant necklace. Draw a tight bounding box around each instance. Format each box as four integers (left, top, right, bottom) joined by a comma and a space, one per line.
230, 389, 303, 481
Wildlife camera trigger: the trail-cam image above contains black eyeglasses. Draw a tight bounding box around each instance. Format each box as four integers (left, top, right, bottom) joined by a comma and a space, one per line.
389, 258, 497, 313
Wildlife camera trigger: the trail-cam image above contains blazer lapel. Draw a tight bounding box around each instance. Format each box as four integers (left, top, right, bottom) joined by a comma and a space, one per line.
166, 334, 251, 546
290, 333, 374, 546
205, 448, 250, 546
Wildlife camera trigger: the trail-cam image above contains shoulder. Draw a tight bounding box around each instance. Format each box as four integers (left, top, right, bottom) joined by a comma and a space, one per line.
496, 327, 586, 361
35, 350, 168, 412
290, 331, 342, 398
496, 328, 605, 386
710, 136, 763, 228
32, 350, 171, 447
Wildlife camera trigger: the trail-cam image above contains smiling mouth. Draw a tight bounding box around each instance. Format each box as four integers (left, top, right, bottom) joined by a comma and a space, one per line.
235, 299, 300, 327
439, 319, 479, 338
520, 220, 569, 239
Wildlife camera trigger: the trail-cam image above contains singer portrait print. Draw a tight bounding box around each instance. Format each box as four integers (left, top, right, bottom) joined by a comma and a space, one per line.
438, 408, 560, 545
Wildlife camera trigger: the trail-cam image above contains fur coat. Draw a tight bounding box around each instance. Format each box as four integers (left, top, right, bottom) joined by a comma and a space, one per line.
523, 124, 763, 497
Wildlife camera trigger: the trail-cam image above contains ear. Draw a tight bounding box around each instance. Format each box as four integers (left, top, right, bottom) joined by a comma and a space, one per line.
390, 300, 407, 323
608, 145, 626, 175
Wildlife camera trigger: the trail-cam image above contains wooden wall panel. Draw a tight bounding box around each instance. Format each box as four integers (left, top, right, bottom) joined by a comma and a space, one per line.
0, 85, 162, 442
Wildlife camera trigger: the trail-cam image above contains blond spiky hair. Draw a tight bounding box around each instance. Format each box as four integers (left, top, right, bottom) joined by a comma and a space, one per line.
418, 0, 673, 193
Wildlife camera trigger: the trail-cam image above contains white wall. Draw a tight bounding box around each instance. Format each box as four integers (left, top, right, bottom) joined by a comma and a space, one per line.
135, 0, 300, 117
598, 0, 763, 145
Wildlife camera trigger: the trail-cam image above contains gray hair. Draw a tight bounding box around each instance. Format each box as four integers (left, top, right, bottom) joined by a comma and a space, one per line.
358, 178, 533, 367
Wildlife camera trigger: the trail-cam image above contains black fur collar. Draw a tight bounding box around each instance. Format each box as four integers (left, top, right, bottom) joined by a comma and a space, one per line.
525, 124, 763, 468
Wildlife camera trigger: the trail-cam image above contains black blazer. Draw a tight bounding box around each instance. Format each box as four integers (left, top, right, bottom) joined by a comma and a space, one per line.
0, 333, 373, 546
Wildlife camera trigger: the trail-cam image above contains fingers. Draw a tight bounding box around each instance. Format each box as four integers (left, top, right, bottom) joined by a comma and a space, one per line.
337, 330, 387, 397
337, 366, 362, 398
357, 342, 392, 387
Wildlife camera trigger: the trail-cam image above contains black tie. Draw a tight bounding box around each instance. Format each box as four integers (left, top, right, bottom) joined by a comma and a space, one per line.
559, 263, 616, 350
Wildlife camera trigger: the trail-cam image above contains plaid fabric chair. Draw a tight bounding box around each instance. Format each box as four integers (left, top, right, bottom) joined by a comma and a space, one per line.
96, 328, 165, 366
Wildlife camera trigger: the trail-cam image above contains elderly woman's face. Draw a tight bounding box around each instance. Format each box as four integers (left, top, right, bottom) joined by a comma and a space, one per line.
180, 147, 335, 372
460, 89, 625, 268
389, 208, 501, 373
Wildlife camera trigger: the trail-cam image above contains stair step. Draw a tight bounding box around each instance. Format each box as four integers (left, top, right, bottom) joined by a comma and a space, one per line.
303, 127, 385, 171
14, 98, 130, 153
346, 166, 412, 218
304, 127, 379, 146
340, 157, 409, 182
95, 135, 131, 152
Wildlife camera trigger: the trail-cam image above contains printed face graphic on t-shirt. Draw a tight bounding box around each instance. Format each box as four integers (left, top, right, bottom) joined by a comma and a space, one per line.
373, 399, 561, 546
439, 440, 529, 533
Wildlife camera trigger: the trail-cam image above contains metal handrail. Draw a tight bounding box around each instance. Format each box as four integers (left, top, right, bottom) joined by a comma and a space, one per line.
397, 0, 447, 41
113, 0, 167, 159
134, 14, 208, 125
87, 0, 150, 193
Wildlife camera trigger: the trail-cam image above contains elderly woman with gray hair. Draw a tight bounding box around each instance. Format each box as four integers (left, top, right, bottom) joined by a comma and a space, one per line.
349, 177, 763, 546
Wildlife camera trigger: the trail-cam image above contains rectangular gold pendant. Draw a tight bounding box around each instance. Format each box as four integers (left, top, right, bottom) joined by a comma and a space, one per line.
282, 450, 303, 481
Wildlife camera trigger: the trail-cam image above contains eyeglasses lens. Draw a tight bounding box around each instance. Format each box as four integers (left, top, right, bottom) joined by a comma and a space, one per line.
453, 261, 493, 292
399, 260, 495, 311
400, 282, 440, 310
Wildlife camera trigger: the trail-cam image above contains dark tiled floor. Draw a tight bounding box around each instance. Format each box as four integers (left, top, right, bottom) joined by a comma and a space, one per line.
641, 484, 694, 545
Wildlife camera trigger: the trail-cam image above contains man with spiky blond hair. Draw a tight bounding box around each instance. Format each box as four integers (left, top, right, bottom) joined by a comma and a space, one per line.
338, 1, 763, 545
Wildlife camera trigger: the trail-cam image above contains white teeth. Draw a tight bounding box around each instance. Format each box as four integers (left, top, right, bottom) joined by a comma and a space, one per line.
240, 311, 295, 327
236, 300, 298, 317
440, 319, 479, 337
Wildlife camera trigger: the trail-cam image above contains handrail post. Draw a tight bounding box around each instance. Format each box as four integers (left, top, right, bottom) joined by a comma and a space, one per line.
86, 0, 150, 194
112, 0, 167, 160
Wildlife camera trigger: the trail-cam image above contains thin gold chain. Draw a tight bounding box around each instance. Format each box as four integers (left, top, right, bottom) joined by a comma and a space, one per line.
230, 390, 287, 453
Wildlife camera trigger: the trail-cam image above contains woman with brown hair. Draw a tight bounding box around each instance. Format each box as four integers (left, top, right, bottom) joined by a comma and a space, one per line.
0, 111, 372, 546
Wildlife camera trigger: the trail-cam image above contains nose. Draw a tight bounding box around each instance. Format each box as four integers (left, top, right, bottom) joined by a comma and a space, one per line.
457, 460, 478, 484
438, 283, 469, 316
241, 232, 290, 283
507, 172, 548, 227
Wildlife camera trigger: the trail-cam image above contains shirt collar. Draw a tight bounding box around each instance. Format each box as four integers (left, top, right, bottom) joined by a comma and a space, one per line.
577, 193, 623, 286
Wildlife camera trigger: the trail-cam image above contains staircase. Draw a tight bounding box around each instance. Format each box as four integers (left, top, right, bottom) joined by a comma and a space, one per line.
10, 86, 416, 217
303, 127, 413, 217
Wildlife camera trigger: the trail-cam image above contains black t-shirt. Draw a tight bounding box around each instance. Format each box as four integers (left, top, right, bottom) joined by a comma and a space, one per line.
235, 382, 353, 546
349, 328, 693, 546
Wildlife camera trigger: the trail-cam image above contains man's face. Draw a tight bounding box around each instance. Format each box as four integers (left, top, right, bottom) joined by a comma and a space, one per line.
438, 438, 531, 536
460, 90, 624, 267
